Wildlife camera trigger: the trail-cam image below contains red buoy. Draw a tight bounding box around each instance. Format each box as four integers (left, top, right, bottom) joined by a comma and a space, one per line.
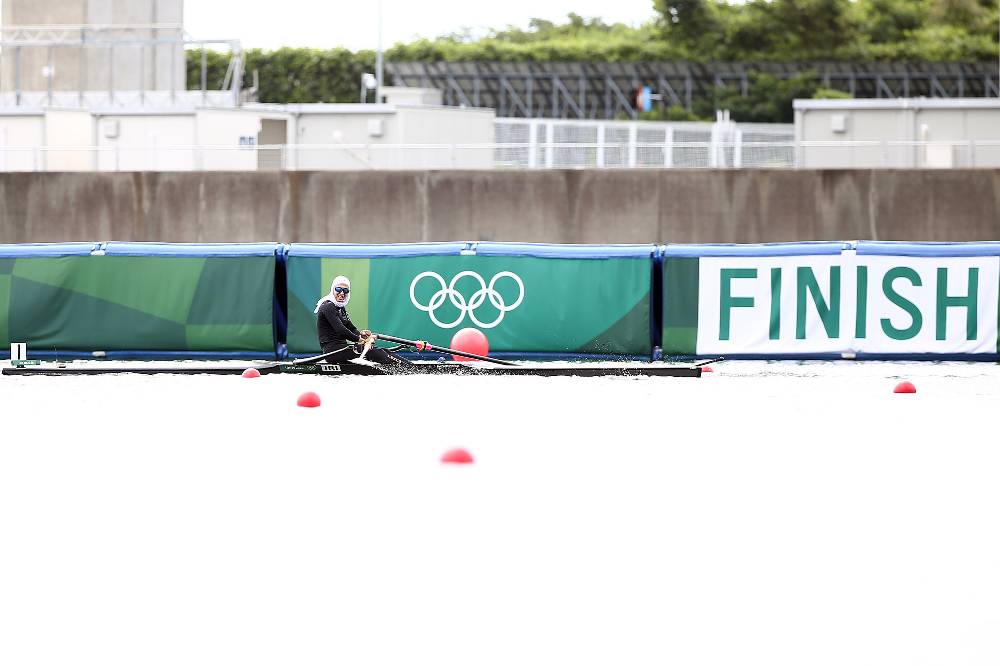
242, 368, 261, 378
441, 448, 474, 464
450, 327, 489, 362
893, 381, 916, 394
701, 366, 714, 373
297, 391, 321, 407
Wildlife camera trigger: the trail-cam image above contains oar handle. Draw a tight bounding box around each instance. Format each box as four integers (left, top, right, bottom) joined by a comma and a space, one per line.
375, 333, 520, 366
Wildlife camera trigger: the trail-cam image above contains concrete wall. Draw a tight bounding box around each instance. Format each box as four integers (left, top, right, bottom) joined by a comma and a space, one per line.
0, 169, 997, 244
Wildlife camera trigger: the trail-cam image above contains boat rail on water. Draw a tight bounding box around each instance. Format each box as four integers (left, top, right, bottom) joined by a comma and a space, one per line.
2, 358, 707, 378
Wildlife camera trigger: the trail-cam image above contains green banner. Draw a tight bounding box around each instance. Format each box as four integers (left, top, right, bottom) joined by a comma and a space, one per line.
1, 256, 274, 352
287, 254, 651, 355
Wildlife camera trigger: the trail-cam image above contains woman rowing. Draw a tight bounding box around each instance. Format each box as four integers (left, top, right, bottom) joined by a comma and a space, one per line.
314, 275, 408, 365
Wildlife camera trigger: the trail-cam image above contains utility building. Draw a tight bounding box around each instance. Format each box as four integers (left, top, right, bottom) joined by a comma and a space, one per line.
794, 98, 1000, 169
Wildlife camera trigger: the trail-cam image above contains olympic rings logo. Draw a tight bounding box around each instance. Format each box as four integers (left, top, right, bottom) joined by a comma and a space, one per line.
409, 271, 525, 329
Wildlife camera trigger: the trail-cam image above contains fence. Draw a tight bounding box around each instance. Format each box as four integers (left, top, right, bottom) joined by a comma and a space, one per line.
2, 112, 1000, 171
6, 140, 1000, 172
494, 118, 796, 168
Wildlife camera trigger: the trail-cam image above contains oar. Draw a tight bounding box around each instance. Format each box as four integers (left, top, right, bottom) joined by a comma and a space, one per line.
374, 333, 520, 366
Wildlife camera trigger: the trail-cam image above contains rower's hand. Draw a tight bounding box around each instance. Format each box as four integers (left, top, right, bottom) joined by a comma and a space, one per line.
360, 330, 372, 339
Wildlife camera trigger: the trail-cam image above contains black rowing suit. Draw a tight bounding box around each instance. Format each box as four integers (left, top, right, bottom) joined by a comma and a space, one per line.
316, 301, 404, 365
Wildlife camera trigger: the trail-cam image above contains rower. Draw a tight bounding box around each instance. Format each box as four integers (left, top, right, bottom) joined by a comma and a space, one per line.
314, 275, 408, 365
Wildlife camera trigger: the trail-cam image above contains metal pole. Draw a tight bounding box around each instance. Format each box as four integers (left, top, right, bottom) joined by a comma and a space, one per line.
15, 47, 22, 106
201, 45, 208, 105
664, 126, 674, 168
109, 45, 115, 104
140, 44, 146, 105
375, 0, 383, 103
171, 33, 177, 105
79, 28, 86, 107
596, 123, 605, 168
47, 46, 53, 106
628, 122, 637, 168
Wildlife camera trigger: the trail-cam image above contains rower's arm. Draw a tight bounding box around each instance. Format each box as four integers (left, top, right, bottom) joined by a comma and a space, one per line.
343, 315, 361, 337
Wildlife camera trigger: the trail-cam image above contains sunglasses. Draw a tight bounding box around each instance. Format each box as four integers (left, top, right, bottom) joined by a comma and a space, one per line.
335, 287, 350, 294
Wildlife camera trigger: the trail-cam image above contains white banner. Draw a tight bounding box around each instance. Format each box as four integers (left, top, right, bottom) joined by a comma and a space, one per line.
853, 255, 999, 355
696, 254, 999, 356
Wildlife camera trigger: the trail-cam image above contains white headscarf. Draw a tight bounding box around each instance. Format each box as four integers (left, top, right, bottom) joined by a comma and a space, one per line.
314, 275, 351, 313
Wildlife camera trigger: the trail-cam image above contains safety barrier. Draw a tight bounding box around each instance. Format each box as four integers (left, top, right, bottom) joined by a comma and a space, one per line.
286, 242, 656, 356
3, 241, 998, 360
0, 242, 280, 358
660, 241, 1000, 359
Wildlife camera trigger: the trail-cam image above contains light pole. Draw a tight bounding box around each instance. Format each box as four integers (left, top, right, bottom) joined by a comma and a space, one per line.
376, 0, 384, 104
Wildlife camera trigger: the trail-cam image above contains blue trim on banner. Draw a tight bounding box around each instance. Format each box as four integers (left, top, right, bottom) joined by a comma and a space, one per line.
288, 242, 468, 258
0, 243, 99, 257
856, 241, 1000, 257
475, 242, 657, 258
273, 247, 289, 353
662, 242, 846, 257
103, 242, 281, 257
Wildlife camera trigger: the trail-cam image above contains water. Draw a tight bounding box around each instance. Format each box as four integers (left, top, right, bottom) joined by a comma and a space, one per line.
1, 361, 998, 666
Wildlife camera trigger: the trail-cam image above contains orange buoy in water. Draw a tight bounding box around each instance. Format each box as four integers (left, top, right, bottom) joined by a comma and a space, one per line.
441, 448, 474, 464
297, 391, 321, 407
893, 381, 916, 394
242, 368, 261, 378
450, 327, 489, 362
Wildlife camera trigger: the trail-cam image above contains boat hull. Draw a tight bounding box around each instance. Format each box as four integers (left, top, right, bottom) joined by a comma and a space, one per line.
3, 360, 703, 378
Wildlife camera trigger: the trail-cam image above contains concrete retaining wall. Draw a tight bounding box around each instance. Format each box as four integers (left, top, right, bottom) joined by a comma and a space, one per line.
1, 170, 998, 244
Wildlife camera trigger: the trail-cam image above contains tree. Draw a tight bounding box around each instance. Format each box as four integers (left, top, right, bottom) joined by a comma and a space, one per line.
857, 0, 924, 44
654, 0, 727, 57
706, 72, 821, 123
719, 0, 859, 60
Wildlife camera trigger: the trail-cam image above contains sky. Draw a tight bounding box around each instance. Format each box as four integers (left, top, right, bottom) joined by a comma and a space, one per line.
184, 0, 658, 52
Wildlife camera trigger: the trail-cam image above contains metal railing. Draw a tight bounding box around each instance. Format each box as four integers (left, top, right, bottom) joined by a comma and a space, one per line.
495, 117, 796, 168
3, 140, 1000, 172
389, 61, 1000, 119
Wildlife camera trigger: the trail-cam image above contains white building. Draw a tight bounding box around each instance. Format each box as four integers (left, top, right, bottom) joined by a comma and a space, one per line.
794, 98, 1000, 168
280, 103, 495, 170
0, 102, 496, 172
